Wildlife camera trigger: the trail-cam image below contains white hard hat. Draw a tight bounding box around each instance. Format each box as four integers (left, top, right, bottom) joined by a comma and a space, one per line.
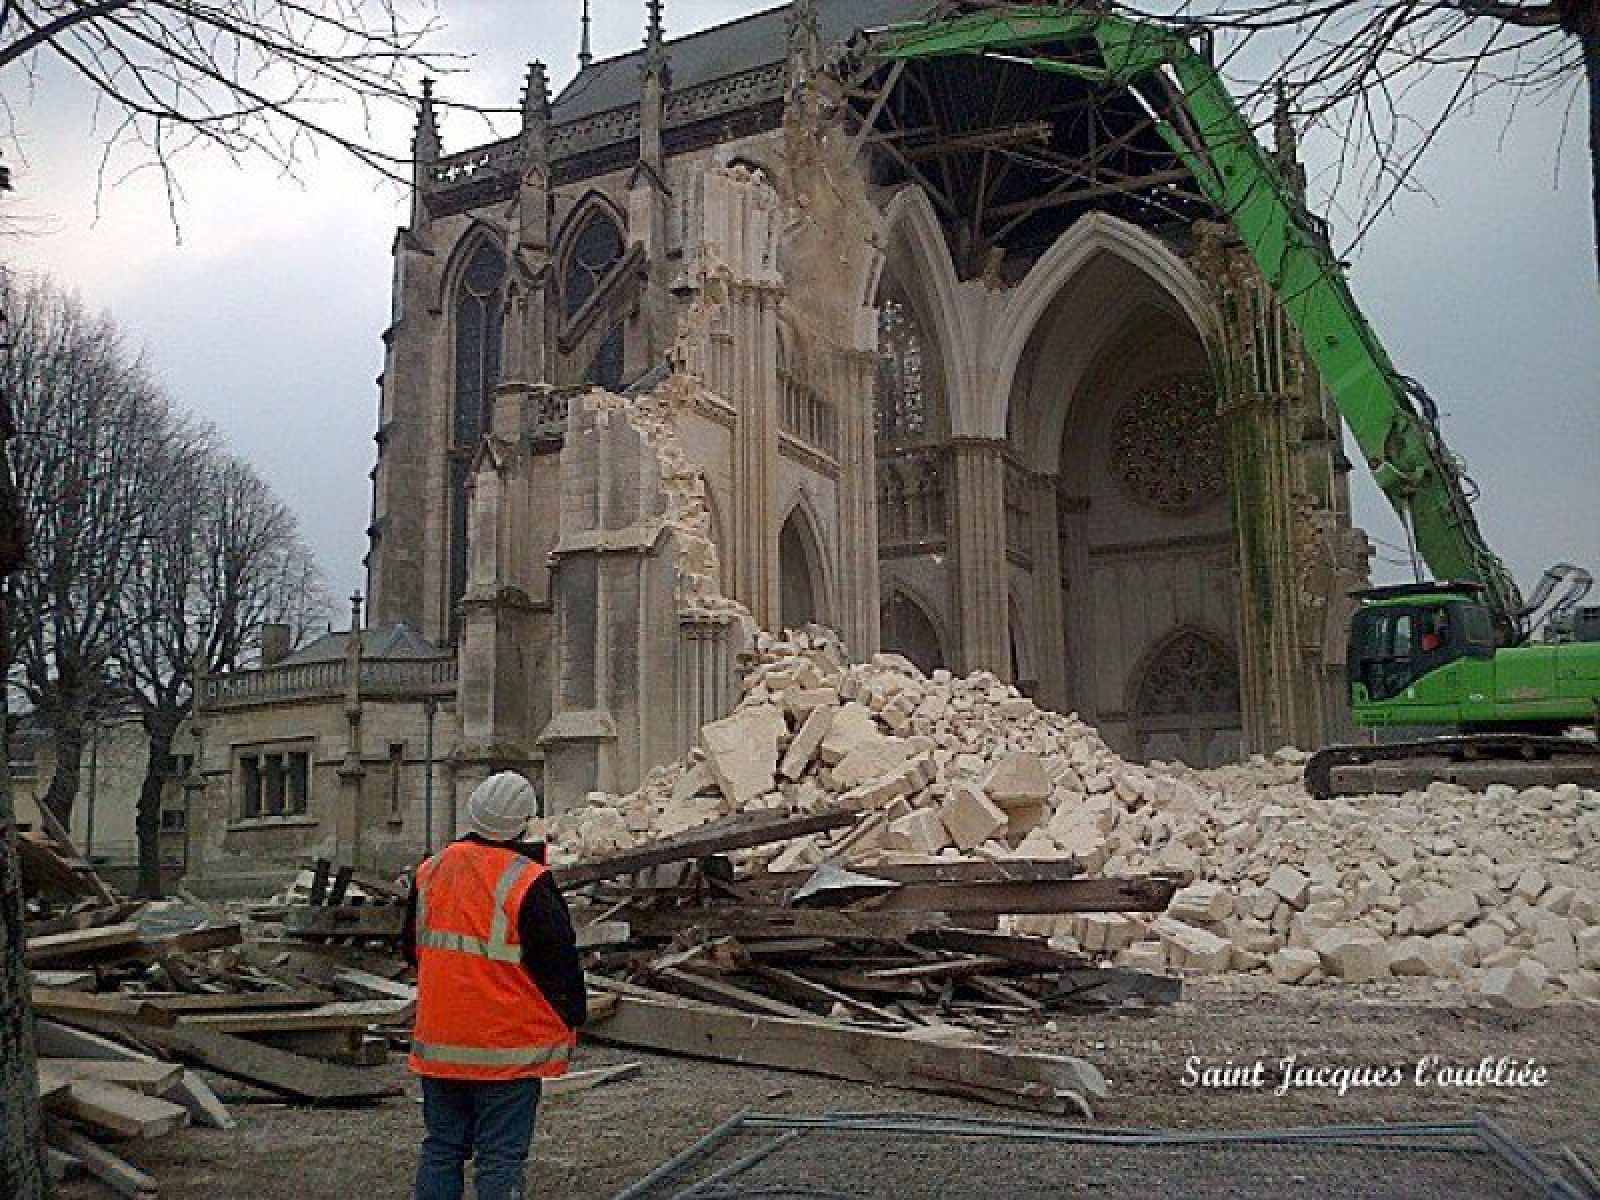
462, 772, 538, 841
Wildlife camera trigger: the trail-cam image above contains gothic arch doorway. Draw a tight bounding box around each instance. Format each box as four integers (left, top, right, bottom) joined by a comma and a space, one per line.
880, 587, 945, 674
778, 505, 828, 631
1130, 628, 1242, 766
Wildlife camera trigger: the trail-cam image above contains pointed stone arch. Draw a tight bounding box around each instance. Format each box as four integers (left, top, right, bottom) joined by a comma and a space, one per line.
879, 186, 972, 435
985, 212, 1215, 446
880, 583, 947, 675
778, 496, 831, 631
435, 218, 508, 310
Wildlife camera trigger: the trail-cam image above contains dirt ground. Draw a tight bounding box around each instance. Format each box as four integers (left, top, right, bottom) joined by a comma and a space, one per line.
59, 978, 1599, 1198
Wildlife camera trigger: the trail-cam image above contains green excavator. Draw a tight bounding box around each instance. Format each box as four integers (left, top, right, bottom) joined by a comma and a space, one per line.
867, 7, 1600, 797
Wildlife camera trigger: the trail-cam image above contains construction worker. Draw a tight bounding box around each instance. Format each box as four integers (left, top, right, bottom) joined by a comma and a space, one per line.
403, 772, 586, 1200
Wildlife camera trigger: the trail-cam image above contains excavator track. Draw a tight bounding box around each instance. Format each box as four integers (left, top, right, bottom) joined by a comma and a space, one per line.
1305, 734, 1600, 800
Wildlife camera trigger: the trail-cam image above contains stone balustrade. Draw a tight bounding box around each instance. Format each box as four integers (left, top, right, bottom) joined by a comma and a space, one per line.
200, 656, 458, 710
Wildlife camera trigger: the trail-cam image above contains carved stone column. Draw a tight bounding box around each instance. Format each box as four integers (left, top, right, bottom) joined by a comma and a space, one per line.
1197, 223, 1323, 752
829, 348, 880, 656
947, 438, 1010, 676
1028, 472, 1066, 709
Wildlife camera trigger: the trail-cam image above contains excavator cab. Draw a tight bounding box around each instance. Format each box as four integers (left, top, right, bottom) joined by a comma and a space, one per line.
1347, 582, 1497, 704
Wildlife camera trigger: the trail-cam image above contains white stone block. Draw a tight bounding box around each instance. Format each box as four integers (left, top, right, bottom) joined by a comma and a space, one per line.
1168, 881, 1235, 925
1479, 960, 1548, 1009
1313, 928, 1390, 983
1266, 865, 1311, 910
779, 704, 834, 781
937, 784, 1009, 851
1269, 947, 1321, 984
700, 704, 787, 806
1411, 888, 1481, 935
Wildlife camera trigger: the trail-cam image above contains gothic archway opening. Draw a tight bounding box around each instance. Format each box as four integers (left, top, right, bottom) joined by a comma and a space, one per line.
1131, 628, 1242, 766
560, 205, 627, 389
1006, 246, 1236, 758
880, 588, 945, 675
779, 507, 826, 631
447, 235, 506, 641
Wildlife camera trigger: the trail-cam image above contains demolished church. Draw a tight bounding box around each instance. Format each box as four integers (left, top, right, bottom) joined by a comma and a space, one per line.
182, 0, 1370, 887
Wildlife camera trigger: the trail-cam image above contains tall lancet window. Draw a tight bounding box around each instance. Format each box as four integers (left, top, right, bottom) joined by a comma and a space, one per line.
448, 236, 506, 639
563, 212, 626, 389
875, 296, 928, 444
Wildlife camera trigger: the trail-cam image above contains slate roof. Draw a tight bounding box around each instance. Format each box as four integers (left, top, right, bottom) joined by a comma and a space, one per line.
278, 624, 447, 666
551, 0, 935, 124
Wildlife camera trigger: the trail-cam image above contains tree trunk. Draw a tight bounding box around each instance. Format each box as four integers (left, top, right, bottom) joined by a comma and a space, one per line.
0, 414, 47, 1192
39, 716, 84, 832
135, 725, 176, 898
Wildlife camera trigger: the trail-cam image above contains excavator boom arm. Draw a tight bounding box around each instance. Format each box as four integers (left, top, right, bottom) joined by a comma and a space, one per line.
870, 7, 1526, 638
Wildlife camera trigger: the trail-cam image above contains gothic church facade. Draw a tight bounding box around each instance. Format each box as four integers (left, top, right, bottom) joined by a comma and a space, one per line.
363, 0, 1371, 814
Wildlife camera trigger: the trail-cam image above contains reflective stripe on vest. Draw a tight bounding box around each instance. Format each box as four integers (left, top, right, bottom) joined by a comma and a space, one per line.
415, 856, 531, 963
410, 1040, 572, 1068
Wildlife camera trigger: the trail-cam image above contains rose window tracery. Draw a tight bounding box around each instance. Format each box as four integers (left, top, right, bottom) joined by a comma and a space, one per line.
1109, 375, 1225, 513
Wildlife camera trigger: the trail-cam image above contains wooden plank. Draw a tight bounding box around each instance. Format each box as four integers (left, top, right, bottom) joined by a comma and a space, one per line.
863, 956, 1012, 982
25, 901, 145, 939
31, 987, 177, 1027
43, 1145, 81, 1184
143, 988, 335, 1014
332, 967, 417, 1002
559, 809, 858, 890
283, 905, 406, 940
24, 923, 142, 966
47, 1079, 190, 1139
587, 991, 1106, 1115
172, 1069, 235, 1130
861, 874, 1183, 916
327, 865, 354, 906
178, 997, 412, 1034
38, 1059, 184, 1094
135, 1024, 401, 1104
747, 965, 917, 1028
308, 858, 332, 905
625, 905, 948, 943
651, 967, 820, 1021
30, 969, 96, 991
35, 1019, 156, 1063
48, 1126, 157, 1199
761, 860, 1086, 889
907, 928, 1090, 971
30, 806, 118, 905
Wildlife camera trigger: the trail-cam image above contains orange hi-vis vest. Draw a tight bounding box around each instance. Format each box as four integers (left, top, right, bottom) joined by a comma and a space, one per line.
408, 840, 575, 1081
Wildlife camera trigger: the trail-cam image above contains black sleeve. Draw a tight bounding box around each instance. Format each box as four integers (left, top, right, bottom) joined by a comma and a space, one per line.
517, 872, 587, 1030
401, 884, 419, 969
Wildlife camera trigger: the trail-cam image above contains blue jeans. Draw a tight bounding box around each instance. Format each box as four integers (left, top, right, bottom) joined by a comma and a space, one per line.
415, 1077, 542, 1200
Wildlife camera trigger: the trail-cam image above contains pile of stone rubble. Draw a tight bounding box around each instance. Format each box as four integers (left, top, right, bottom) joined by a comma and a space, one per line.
549, 629, 1599, 1009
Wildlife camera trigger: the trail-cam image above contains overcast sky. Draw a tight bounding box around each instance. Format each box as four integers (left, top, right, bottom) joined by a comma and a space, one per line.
4, 1, 1596, 622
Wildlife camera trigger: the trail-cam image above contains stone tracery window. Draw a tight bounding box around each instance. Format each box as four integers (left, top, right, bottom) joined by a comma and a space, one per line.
449, 237, 507, 639
1109, 374, 1226, 513
563, 212, 626, 318
875, 297, 928, 444
1135, 630, 1240, 719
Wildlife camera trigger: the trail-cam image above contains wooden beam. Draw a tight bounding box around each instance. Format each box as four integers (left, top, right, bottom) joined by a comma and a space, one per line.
907, 928, 1090, 971
31, 987, 176, 1027
143, 989, 336, 1014
47, 1126, 158, 1199
587, 991, 1106, 1115
24, 923, 142, 966
46, 1080, 189, 1139
860, 874, 1182, 916
283, 905, 405, 940
559, 809, 858, 890
135, 1024, 401, 1104
760, 860, 1084, 890
177, 997, 412, 1034
542, 1061, 643, 1097
624, 905, 948, 943
36, 1059, 184, 1094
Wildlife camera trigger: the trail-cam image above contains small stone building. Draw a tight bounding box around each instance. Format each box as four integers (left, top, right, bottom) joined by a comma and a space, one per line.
180, 606, 459, 892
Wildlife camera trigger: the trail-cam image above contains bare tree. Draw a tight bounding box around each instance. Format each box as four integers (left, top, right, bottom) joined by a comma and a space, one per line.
0, 1, 458, 208
115, 450, 327, 897
0, 271, 184, 832
1130, 0, 1598, 275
